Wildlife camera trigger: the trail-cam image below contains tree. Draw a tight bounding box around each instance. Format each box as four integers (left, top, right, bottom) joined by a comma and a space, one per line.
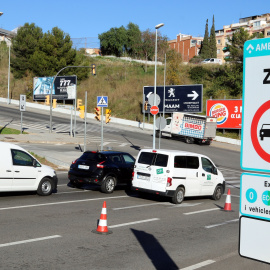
166, 49, 182, 85
200, 19, 210, 59
11, 23, 43, 78
99, 26, 127, 57
126, 22, 141, 58
209, 15, 217, 58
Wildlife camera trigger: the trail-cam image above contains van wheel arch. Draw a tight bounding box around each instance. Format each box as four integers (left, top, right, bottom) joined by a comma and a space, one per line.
172, 186, 185, 204
37, 177, 53, 196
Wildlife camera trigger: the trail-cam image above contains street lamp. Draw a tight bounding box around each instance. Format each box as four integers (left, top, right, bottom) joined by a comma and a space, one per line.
6, 37, 11, 104
153, 23, 164, 149
0, 12, 3, 16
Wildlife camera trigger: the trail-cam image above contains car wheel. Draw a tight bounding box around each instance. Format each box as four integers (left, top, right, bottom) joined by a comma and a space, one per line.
185, 137, 194, 144
261, 136, 264, 141
155, 130, 161, 138
37, 177, 53, 196
212, 185, 223, 200
101, 176, 116, 194
172, 187, 184, 204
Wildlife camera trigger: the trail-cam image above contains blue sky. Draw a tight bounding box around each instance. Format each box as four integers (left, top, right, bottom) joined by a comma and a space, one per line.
1, 0, 269, 48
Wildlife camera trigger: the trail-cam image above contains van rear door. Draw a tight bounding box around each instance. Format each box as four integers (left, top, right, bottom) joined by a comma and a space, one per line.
0, 147, 13, 191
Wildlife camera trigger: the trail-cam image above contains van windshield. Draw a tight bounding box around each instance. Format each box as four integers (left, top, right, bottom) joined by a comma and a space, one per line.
138, 152, 168, 167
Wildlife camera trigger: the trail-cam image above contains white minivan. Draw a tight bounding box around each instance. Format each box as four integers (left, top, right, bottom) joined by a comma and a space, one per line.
132, 149, 225, 204
0, 142, 58, 195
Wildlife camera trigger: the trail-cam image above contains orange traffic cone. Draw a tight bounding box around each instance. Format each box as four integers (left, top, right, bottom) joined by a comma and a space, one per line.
223, 189, 232, 211
92, 201, 112, 235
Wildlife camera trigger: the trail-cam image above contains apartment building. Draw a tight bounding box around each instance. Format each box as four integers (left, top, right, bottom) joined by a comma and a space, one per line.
168, 33, 203, 63
0, 28, 16, 45
216, 13, 270, 62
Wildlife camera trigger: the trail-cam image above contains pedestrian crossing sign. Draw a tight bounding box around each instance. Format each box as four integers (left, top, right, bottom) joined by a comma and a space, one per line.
97, 96, 108, 107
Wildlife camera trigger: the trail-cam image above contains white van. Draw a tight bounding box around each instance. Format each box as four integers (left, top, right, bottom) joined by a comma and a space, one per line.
132, 149, 225, 204
0, 142, 58, 195
202, 58, 222, 65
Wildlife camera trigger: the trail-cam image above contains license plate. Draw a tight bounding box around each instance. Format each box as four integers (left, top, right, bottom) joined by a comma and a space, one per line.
137, 174, 150, 181
78, 165, 89, 170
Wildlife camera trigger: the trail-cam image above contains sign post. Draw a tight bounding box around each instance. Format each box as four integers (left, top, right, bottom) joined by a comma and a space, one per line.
240, 37, 270, 264
19, 95, 26, 134
97, 96, 108, 151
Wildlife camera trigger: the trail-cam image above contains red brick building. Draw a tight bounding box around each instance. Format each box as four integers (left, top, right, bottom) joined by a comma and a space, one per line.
168, 33, 203, 63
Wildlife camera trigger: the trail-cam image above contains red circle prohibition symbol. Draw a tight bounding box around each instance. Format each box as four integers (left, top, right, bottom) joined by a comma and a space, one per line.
251, 100, 270, 163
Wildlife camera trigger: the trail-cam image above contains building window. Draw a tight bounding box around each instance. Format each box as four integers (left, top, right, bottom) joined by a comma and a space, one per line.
217, 39, 221, 44
267, 31, 270, 36
254, 21, 260, 28
217, 49, 220, 54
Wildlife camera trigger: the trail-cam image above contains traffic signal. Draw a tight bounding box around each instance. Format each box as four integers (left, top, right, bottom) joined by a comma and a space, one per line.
144, 101, 148, 111
77, 99, 82, 109
95, 107, 101, 121
45, 95, 50, 105
79, 105, 85, 119
53, 99, 57, 109
91, 64, 96, 76
106, 109, 111, 124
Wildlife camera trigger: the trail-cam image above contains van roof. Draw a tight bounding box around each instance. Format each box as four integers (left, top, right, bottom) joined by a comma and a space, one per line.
0, 142, 24, 151
140, 149, 204, 157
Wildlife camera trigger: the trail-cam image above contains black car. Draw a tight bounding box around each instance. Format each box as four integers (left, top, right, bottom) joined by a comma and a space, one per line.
260, 124, 270, 140
68, 151, 135, 193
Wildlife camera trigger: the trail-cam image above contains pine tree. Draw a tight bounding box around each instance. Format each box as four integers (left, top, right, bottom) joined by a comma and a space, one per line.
200, 19, 210, 59
209, 15, 217, 58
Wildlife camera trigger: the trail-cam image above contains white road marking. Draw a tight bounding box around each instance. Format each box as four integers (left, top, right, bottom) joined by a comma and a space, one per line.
0, 195, 128, 211
56, 172, 68, 175
0, 235, 62, 248
57, 184, 68, 186
112, 202, 170, 210
109, 218, 160, 228
181, 260, 215, 270
55, 190, 91, 194
230, 194, 240, 198
184, 208, 220, 215
205, 219, 239, 229
225, 177, 239, 180
119, 143, 129, 147
225, 180, 240, 184
168, 203, 202, 208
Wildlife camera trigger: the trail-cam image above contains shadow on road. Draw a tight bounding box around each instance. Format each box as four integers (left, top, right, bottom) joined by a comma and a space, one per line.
121, 134, 141, 151
0, 119, 14, 133
131, 229, 179, 270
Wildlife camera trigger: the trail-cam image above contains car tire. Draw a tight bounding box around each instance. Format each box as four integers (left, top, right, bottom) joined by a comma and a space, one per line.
155, 130, 161, 138
101, 176, 116, 194
185, 137, 194, 144
261, 136, 264, 141
37, 177, 53, 196
172, 187, 184, 204
212, 185, 223, 201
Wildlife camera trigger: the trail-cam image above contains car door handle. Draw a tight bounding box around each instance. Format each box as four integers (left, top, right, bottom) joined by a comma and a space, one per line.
202, 173, 205, 176
15, 171, 20, 173
6, 170, 12, 172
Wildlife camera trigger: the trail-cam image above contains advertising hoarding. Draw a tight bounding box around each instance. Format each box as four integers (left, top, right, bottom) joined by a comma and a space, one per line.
143, 85, 203, 113
206, 99, 242, 129
33, 76, 77, 100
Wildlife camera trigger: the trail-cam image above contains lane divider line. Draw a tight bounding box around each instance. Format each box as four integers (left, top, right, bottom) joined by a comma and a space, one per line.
0, 195, 128, 211
184, 208, 220, 215
112, 203, 170, 210
205, 219, 239, 229
109, 218, 160, 228
0, 235, 62, 248
181, 259, 215, 270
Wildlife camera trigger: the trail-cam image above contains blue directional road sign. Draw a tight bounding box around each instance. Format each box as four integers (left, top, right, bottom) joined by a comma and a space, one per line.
143, 85, 203, 113
97, 96, 108, 107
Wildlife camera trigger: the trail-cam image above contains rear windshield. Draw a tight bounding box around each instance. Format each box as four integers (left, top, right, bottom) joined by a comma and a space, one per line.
138, 152, 168, 167
80, 152, 106, 162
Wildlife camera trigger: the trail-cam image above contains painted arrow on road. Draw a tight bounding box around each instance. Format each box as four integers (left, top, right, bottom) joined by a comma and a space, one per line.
187, 91, 199, 100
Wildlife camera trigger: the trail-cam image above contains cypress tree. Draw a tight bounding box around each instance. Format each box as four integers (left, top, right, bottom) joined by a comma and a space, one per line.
209, 15, 217, 58
200, 19, 210, 59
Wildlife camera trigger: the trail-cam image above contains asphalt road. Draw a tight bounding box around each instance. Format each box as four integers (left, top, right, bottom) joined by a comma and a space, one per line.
1, 103, 268, 269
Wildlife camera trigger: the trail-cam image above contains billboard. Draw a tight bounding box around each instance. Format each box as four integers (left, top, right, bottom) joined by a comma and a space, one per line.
143, 85, 203, 113
206, 99, 242, 129
33, 76, 77, 100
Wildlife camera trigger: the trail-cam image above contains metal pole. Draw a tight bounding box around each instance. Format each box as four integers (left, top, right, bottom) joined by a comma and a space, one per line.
143, 95, 145, 130
159, 114, 161, 149
163, 54, 166, 118
7, 44, 10, 104
101, 107, 104, 151
84, 91, 87, 152
20, 112, 23, 134
153, 28, 158, 149
74, 86, 77, 138
70, 106, 73, 137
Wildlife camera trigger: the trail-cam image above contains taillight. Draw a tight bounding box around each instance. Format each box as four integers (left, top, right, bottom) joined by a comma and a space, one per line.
132, 171, 134, 181
152, 150, 157, 153
72, 159, 78, 164
167, 177, 172, 187
97, 161, 105, 168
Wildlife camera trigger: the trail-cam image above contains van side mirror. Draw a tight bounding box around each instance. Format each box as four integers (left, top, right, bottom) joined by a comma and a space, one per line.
33, 159, 37, 167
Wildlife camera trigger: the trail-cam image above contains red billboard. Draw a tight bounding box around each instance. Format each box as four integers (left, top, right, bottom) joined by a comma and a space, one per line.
206, 99, 242, 129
